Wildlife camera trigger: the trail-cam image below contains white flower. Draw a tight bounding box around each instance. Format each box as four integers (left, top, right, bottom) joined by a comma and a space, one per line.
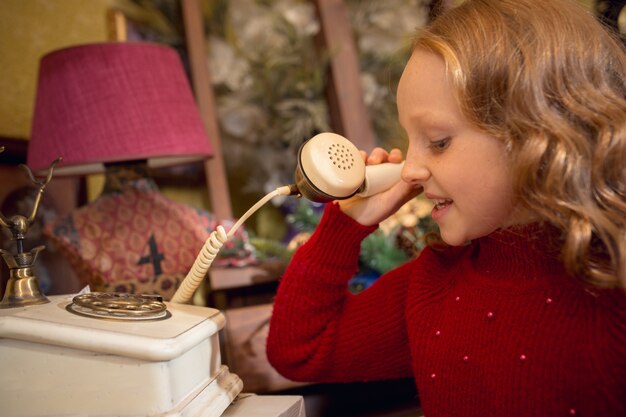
279, 2, 320, 37
207, 36, 252, 91
217, 95, 268, 142
360, 72, 387, 107
348, 0, 428, 59
228, 0, 289, 61
379, 196, 433, 235
413, 196, 433, 218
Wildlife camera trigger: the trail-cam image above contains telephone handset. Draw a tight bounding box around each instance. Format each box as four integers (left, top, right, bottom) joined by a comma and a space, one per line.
295, 132, 404, 203
171, 132, 403, 303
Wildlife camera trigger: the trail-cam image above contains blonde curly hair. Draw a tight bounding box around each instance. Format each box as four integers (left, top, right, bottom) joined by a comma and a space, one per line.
414, 0, 626, 288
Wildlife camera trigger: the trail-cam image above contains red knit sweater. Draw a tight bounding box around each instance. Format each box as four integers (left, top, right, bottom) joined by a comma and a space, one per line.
267, 203, 626, 417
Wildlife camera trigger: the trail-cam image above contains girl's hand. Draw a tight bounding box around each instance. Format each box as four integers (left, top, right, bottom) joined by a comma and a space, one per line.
338, 147, 422, 226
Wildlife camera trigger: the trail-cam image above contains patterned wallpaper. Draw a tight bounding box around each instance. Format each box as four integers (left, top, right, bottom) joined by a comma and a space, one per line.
0, 0, 118, 139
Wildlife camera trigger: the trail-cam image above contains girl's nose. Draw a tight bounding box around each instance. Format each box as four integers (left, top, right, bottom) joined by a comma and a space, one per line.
401, 151, 430, 186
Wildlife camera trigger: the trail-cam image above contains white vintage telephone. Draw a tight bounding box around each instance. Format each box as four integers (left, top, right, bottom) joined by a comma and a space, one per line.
172, 132, 403, 303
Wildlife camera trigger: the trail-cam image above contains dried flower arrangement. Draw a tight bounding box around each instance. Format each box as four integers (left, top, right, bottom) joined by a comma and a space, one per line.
205, 0, 331, 196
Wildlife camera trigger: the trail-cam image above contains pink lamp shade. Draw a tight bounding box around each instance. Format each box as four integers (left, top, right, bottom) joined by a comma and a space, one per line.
27, 42, 213, 175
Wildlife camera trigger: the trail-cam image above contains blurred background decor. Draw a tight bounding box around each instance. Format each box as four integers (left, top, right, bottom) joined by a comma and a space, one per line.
109, 0, 438, 289
203, 0, 436, 280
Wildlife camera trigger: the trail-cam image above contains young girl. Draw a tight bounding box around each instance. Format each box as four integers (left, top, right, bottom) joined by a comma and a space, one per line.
266, 0, 626, 416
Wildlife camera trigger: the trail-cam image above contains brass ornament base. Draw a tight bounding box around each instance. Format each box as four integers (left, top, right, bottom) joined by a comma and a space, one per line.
0, 275, 50, 309
0, 246, 49, 309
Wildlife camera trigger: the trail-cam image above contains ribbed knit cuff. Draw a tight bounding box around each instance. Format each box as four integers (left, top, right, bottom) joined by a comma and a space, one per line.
300, 202, 378, 272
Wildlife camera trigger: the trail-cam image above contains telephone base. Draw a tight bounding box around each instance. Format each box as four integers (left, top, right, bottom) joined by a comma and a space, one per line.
0, 294, 243, 416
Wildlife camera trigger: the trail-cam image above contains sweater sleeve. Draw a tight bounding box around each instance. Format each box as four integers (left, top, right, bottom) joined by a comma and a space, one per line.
267, 202, 414, 383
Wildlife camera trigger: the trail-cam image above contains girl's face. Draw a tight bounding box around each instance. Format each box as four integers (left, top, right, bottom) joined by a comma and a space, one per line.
397, 49, 520, 246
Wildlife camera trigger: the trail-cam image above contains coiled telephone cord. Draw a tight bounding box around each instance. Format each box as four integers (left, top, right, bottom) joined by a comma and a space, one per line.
170, 185, 296, 304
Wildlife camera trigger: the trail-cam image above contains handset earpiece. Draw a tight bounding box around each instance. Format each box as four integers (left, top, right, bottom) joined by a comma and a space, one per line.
294, 132, 404, 203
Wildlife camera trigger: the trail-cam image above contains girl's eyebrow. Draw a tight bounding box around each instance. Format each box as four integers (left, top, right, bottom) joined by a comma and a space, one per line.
405, 110, 457, 132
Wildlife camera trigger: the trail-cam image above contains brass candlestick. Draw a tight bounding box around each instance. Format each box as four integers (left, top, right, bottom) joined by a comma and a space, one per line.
0, 157, 61, 309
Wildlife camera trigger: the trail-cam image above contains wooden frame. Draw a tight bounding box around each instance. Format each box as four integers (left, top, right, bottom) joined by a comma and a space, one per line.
312, 0, 377, 152
179, 0, 233, 221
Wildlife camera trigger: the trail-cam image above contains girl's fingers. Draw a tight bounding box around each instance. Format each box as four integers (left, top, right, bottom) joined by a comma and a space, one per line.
364, 147, 404, 164
387, 148, 404, 163
366, 147, 388, 164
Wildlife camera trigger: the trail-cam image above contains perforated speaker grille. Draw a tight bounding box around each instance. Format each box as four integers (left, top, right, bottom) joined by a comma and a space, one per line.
327, 143, 356, 171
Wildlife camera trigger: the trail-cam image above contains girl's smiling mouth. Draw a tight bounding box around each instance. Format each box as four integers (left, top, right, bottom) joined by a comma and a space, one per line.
425, 193, 453, 220
433, 199, 452, 210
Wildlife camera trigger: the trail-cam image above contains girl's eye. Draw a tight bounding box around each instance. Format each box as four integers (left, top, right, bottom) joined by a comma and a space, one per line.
428, 137, 451, 152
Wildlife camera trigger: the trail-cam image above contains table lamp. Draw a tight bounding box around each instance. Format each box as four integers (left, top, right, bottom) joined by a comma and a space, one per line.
26, 42, 255, 300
